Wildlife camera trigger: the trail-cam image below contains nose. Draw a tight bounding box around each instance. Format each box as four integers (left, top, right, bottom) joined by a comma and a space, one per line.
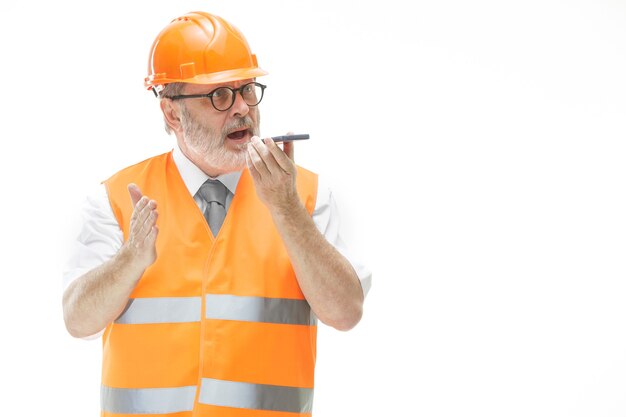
230, 90, 250, 117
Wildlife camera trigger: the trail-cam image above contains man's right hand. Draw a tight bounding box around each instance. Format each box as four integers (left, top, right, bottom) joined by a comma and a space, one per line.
123, 183, 159, 270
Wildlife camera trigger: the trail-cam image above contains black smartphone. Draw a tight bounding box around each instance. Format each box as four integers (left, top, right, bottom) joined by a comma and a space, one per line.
271, 134, 310, 142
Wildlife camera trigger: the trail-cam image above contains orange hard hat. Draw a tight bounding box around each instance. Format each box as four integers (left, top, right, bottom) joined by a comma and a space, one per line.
144, 12, 267, 91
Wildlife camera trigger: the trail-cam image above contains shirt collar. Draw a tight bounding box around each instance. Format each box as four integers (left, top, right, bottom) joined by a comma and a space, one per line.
172, 146, 242, 197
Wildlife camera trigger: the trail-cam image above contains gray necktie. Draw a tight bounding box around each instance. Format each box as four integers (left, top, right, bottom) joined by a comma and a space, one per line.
198, 179, 228, 236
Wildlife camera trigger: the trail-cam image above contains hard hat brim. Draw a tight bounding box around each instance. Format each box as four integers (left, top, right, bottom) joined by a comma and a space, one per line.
145, 67, 268, 90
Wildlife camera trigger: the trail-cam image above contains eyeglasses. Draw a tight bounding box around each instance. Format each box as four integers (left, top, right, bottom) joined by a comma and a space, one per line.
168, 82, 267, 111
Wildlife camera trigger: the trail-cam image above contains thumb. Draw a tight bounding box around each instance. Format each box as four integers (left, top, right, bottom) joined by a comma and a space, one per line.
282, 141, 295, 161
128, 183, 143, 207
282, 130, 295, 161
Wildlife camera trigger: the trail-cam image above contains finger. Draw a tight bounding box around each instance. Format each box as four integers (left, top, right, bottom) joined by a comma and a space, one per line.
246, 151, 261, 182
139, 203, 158, 231
143, 225, 159, 246
254, 139, 285, 176
250, 136, 282, 176
282, 141, 295, 162
131, 199, 157, 237
247, 141, 271, 177
129, 196, 149, 227
283, 130, 295, 161
136, 209, 158, 241
264, 137, 295, 171
128, 183, 143, 207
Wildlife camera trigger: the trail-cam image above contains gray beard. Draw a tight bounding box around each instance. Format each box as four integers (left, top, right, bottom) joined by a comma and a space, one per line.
180, 106, 260, 172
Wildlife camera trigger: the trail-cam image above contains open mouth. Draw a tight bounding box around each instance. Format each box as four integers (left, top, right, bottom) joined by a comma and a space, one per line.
226, 128, 250, 140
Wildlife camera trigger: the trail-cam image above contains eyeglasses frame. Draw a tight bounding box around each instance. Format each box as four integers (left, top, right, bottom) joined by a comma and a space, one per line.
166, 82, 267, 112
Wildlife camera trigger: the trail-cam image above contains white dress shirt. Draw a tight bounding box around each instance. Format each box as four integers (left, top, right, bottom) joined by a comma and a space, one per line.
63, 147, 371, 337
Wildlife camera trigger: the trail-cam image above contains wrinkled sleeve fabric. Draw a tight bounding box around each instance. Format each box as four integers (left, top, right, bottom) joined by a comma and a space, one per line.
63, 185, 124, 292
311, 176, 372, 298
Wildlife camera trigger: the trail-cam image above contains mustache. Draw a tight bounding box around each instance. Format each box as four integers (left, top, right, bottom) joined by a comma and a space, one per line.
222, 116, 254, 135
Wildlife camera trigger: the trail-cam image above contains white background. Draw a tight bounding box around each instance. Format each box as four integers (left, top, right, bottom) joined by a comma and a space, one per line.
0, 0, 625, 415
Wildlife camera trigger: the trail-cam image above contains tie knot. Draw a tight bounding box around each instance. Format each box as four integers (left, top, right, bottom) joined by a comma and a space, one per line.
198, 179, 228, 206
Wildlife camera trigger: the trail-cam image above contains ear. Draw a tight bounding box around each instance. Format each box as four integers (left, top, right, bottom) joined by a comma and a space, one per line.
160, 99, 183, 133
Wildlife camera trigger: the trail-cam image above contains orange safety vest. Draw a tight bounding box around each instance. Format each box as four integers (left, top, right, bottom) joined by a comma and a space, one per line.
101, 151, 318, 417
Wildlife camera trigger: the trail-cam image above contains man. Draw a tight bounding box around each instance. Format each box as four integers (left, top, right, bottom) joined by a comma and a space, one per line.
62, 11, 371, 417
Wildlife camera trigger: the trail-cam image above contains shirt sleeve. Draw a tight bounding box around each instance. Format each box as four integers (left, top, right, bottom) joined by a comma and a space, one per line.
62, 184, 124, 292
62, 184, 124, 340
311, 176, 372, 298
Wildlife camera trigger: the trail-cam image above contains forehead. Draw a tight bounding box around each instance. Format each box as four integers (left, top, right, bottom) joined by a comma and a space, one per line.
182, 79, 255, 94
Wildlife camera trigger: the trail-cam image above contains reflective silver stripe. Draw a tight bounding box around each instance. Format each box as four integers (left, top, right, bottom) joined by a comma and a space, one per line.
205, 294, 316, 325
115, 297, 201, 324
199, 378, 313, 413
101, 385, 196, 414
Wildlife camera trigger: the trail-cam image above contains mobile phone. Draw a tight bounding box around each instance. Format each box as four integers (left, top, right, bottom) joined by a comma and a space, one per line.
271, 134, 310, 142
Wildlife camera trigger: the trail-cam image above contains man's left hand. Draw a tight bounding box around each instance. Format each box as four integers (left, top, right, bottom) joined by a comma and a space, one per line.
246, 135, 299, 213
